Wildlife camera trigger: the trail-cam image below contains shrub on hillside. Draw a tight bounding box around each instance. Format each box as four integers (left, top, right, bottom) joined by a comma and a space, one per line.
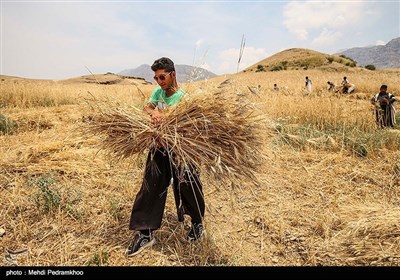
346, 62, 357, 67
365, 64, 376, 71
256, 65, 266, 72
271, 65, 283, 71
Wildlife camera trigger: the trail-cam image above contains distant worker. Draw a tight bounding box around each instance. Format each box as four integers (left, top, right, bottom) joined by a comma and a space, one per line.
327, 81, 337, 92
341, 76, 349, 86
371, 84, 396, 128
273, 84, 279, 92
341, 76, 355, 94
305, 76, 312, 94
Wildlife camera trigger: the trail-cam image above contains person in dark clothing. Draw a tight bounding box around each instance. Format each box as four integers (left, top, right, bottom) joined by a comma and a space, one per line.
126, 57, 205, 257
371, 84, 396, 128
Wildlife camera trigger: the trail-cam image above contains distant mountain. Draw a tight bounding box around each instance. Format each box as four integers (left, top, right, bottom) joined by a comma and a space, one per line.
119, 64, 217, 83
335, 37, 400, 69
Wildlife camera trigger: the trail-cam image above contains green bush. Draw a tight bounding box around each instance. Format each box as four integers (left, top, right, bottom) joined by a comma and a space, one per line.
0, 114, 17, 135
32, 174, 61, 214
255, 65, 266, 72
271, 65, 283, 71
353, 143, 369, 157
87, 251, 109, 266
365, 64, 376, 70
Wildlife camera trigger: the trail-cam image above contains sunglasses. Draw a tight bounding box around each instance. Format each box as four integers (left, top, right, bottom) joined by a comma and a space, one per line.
153, 72, 172, 81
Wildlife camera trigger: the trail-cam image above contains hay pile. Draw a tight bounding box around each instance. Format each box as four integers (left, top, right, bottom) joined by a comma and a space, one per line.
84, 91, 265, 186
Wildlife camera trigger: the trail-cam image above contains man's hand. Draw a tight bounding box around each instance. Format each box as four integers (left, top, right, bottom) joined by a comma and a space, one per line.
144, 103, 165, 127
151, 109, 165, 126
381, 97, 389, 106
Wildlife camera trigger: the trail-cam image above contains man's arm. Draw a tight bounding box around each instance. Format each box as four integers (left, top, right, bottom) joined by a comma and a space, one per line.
144, 102, 156, 115
144, 102, 164, 126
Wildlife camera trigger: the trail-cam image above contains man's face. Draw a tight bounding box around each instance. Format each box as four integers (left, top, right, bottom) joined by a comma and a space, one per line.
153, 70, 174, 90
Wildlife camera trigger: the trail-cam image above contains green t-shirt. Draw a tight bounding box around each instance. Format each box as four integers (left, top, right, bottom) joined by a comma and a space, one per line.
149, 87, 185, 109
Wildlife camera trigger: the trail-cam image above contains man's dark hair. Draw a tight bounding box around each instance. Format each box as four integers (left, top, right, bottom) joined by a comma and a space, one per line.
151, 57, 175, 72
380, 84, 388, 90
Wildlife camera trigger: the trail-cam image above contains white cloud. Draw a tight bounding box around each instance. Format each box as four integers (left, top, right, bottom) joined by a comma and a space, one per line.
312, 28, 342, 47
283, 1, 369, 40
376, 40, 385, 45
218, 47, 268, 74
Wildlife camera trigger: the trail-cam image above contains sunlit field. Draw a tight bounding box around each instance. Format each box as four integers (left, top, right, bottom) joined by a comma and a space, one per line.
1, 68, 400, 266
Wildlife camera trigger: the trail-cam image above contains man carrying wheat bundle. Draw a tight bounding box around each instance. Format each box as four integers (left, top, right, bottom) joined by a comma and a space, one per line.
371, 84, 396, 128
126, 57, 205, 257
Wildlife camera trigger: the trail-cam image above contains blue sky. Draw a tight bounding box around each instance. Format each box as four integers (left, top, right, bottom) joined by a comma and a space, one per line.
1, 0, 399, 79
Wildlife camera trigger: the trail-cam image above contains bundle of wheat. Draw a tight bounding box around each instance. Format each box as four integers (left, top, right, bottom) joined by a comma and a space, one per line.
84, 91, 265, 186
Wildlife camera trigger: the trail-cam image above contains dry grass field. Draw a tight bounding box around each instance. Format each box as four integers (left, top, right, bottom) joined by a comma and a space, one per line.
1, 65, 400, 267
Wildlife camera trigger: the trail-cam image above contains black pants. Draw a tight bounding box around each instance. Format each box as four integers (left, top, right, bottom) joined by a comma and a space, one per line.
129, 149, 205, 231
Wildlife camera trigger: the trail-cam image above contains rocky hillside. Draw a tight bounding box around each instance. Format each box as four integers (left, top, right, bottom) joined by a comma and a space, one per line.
335, 37, 400, 69
119, 64, 217, 84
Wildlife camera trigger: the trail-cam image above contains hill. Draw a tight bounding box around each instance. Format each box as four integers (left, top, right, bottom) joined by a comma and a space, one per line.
336, 37, 400, 69
244, 48, 358, 72
119, 64, 217, 84
58, 73, 153, 86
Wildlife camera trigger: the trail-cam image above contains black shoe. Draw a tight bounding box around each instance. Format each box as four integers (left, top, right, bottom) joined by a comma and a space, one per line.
126, 233, 155, 257
187, 223, 204, 241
